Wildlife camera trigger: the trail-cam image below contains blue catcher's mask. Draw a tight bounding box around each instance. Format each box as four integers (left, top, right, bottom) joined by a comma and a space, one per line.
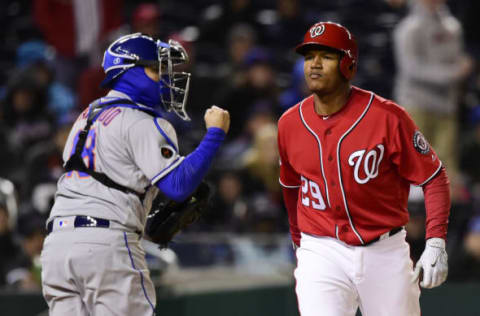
101, 33, 191, 120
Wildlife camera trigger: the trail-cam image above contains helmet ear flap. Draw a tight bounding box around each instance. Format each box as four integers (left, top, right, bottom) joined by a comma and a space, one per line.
339, 54, 356, 80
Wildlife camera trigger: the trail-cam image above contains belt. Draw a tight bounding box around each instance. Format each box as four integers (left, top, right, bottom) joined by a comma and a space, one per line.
47, 215, 112, 235
362, 227, 403, 246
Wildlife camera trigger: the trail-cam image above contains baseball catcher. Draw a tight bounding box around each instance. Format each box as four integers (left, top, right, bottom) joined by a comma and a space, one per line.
41, 32, 230, 316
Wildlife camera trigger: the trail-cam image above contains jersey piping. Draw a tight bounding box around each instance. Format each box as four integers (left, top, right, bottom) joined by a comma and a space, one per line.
123, 232, 155, 313
153, 119, 178, 152
418, 161, 443, 186
150, 156, 185, 184
336, 92, 375, 245
299, 99, 331, 208
279, 178, 301, 188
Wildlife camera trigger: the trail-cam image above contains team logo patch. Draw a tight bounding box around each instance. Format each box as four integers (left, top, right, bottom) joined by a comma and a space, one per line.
348, 144, 384, 184
161, 146, 174, 159
310, 24, 325, 38
413, 131, 430, 155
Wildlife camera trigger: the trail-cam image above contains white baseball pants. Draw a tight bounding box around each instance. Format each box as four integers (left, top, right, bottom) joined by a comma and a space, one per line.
294, 229, 420, 316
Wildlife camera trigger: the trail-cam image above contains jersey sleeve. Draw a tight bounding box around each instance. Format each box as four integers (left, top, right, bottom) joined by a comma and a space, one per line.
277, 121, 301, 188
390, 106, 442, 186
127, 117, 184, 184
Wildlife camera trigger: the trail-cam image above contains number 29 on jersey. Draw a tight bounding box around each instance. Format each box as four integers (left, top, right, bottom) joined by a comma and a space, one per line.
301, 175, 326, 210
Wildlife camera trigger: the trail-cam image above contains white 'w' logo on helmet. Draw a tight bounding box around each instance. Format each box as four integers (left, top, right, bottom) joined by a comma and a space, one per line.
309, 25, 325, 38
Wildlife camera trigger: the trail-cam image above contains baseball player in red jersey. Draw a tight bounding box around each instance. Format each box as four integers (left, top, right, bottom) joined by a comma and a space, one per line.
278, 22, 450, 315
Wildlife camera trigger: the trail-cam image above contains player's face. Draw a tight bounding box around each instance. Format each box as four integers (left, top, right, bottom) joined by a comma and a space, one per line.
303, 48, 344, 95
144, 66, 160, 82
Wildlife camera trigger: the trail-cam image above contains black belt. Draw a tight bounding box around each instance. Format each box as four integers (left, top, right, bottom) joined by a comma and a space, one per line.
47, 215, 110, 234
362, 227, 403, 246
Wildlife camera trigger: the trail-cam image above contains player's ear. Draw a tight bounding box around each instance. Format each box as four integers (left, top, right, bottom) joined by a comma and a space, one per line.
144, 67, 160, 82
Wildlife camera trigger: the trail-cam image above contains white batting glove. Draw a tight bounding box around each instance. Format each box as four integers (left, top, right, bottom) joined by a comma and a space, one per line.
412, 238, 448, 288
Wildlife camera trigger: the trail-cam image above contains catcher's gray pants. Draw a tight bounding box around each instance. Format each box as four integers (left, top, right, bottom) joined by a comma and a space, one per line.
41, 225, 156, 316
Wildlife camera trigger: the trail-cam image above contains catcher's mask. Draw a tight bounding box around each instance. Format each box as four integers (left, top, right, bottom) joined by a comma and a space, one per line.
101, 33, 192, 120
295, 22, 358, 80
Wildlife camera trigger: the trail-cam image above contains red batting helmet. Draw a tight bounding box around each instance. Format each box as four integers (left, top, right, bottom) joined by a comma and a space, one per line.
296, 22, 358, 80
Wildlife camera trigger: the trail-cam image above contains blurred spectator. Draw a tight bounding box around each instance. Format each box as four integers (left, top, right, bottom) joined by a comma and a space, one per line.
216, 102, 277, 170
217, 47, 280, 139
264, 0, 310, 52
16, 40, 76, 124
240, 123, 286, 234
206, 167, 285, 235
3, 211, 45, 291
22, 112, 76, 210
75, 29, 127, 111
459, 106, 480, 203
247, 193, 285, 234
241, 123, 280, 200
1, 72, 54, 160
385, 0, 408, 9
0, 194, 19, 288
448, 0, 480, 56
0, 178, 19, 231
198, 0, 259, 45
215, 23, 258, 89
278, 58, 309, 111
449, 215, 480, 281
0, 124, 17, 178
205, 170, 251, 232
393, 0, 474, 194
206, 122, 286, 234
0, 72, 55, 193
0, 1, 42, 90
132, 3, 162, 38
33, 0, 124, 88
405, 198, 427, 263
76, 65, 109, 110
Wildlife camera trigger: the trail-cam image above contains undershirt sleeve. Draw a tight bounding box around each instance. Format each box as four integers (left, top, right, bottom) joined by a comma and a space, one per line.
422, 166, 451, 240
282, 187, 301, 246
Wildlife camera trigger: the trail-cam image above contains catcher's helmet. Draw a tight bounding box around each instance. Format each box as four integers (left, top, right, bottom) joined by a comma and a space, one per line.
295, 22, 358, 80
101, 33, 192, 120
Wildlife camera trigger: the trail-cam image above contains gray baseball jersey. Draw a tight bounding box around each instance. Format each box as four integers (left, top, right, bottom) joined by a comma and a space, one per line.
48, 90, 184, 233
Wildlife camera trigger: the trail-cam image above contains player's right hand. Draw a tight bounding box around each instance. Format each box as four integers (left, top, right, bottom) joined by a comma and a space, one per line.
204, 105, 230, 134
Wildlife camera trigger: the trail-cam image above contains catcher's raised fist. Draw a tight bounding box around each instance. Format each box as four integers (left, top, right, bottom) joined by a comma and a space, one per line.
204, 105, 230, 133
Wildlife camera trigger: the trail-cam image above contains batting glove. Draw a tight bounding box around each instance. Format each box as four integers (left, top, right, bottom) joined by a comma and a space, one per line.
412, 238, 448, 288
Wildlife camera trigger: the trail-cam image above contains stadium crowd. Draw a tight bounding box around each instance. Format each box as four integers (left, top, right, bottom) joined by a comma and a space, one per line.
0, 0, 479, 291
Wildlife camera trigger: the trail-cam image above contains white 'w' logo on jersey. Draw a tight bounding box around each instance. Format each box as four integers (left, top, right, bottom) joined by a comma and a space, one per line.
348, 144, 384, 184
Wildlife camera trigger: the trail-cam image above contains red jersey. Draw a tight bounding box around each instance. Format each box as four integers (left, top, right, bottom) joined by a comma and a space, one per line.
278, 86, 443, 246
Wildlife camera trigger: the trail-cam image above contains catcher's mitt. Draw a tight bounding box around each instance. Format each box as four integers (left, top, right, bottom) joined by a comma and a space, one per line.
145, 181, 211, 248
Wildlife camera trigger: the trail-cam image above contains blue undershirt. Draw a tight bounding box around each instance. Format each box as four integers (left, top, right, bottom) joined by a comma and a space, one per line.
155, 127, 226, 201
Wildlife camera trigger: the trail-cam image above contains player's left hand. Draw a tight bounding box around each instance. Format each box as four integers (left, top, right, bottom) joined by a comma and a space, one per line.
412, 237, 448, 289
